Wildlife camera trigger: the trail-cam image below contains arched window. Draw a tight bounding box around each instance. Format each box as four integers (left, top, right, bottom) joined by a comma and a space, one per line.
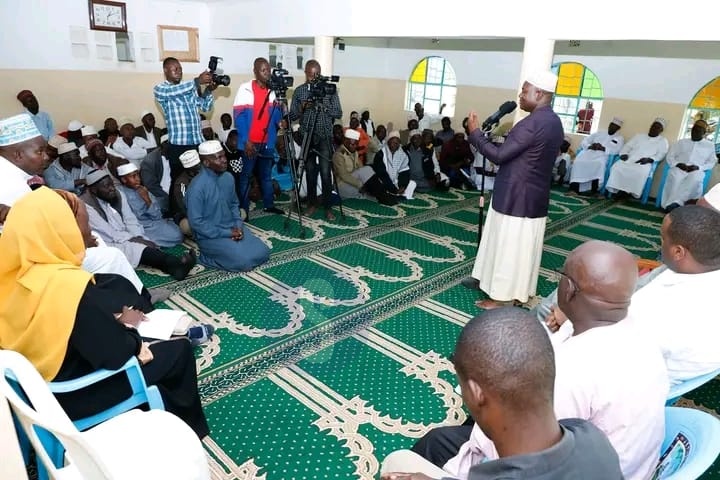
406, 56, 457, 117
682, 77, 720, 152
550, 62, 603, 135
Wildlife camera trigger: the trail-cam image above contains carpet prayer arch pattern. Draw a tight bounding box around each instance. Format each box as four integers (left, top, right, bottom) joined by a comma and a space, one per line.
130, 188, 720, 480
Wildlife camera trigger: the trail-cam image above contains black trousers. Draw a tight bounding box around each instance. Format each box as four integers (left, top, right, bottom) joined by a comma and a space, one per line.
569, 179, 599, 194
304, 136, 333, 208
411, 424, 474, 468
166, 143, 199, 213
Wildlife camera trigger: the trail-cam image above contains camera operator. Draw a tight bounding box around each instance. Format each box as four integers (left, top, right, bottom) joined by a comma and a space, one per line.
233, 57, 284, 217
290, 59, 342, 221
153, 56, 217, 212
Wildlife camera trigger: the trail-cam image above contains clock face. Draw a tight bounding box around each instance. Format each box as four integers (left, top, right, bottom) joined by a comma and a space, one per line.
94, 4, 123, 28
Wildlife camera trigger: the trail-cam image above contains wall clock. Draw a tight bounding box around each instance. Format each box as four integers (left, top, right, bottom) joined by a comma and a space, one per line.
88, 0, 127, 32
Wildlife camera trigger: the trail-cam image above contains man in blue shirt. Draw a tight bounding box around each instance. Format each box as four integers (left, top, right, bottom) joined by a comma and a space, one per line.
153, 57, 217, 212
16, 90, 54, 140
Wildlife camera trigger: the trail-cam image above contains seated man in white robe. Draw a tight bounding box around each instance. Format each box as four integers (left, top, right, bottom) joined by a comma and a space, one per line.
371, 130, 416, 199
117, 163, 183, 247
660, 119, 716, 210
112, 121, 153, 167
569, 117, 624, 194
605, 117, 669, 198
81, 169, 196, 280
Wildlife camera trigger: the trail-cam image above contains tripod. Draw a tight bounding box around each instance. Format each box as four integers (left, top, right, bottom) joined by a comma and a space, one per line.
286, 100, 345, 234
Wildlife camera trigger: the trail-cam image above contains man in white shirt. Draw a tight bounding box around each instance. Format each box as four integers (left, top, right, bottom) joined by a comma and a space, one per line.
569, 117, 625, 194
0, 113, 157, 299
112, 121, 153, 166
412, 102, 447, 132
659, 120, 717, 210
605, 117, 669, 198
415, 241, 668, 480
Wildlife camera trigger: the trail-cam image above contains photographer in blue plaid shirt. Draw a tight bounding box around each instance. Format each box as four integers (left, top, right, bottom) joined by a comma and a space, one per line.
154, 57, 217, 212
290, 59, 343, 221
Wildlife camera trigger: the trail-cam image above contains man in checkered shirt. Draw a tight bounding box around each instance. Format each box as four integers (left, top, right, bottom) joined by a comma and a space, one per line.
154, 56, 217, 212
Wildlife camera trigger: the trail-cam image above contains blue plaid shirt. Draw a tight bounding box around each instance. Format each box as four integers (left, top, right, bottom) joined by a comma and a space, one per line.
154, 79, 214, 146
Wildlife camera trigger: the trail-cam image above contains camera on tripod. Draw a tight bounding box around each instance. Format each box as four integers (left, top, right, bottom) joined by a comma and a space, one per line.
267, 63, 294, 101
308, 74, 340, 101
207, 56, 231, 86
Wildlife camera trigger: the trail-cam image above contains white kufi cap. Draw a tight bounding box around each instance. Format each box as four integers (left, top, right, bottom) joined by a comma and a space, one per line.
526, 70, 558, 93
117, 163, 138, 177
344, 129, 360, 140
409, 129, 422, 138
57, 143, 79, 155
81, 125, 98, 137
180, 149, 200, 168
198, 140, 222, 155
68, 120, 83, 131
140, 110, 152, 119
387, 130, 401, 141
201, 120, 212, 129
654, 117, 667, 128
291, 124, 300, 133
86, 169, 110, 186
611, 116, 624, 127
0, 113, 42, 147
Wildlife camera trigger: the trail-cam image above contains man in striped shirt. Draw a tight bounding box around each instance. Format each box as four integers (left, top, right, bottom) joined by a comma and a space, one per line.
154, 57, 216, 211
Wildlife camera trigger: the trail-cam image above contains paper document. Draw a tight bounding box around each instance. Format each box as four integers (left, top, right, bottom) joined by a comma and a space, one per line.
137, 309, 188, 340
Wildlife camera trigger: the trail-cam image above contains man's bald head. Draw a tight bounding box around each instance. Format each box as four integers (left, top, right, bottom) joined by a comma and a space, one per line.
559, 240, 637, 333
454, 307, 555, 416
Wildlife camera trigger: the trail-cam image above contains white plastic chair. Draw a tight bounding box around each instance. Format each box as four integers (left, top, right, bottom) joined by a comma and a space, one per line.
0, 350, 210, 480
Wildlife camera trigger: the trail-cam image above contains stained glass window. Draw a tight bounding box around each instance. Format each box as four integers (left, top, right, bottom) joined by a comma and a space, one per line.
682, 77, 720, 153
551, 62, 604, 135
406, 56, 457, 117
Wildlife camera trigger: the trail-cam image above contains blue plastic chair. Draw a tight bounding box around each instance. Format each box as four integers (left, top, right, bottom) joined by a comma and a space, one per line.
654, 163, 714, 208
600, 155, 658, 204
598, 154, 620, 195
666, 368, 720, 406
654, 407, 720, 479
10, 356, 164, 480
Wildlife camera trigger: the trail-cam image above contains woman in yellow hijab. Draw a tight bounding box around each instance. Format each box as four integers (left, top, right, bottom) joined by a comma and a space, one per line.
0, 187, 209, 438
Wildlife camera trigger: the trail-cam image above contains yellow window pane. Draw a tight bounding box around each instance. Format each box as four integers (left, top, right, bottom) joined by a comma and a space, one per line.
411, 59, 427, 83
691, 78, 720, 110
556, 62, 582, 96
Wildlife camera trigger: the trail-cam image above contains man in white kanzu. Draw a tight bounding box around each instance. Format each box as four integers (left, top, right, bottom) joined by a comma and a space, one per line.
568, 117, 625, 195
659, 119, 716, 210
462, 70, 564, 309
605, 118, 669, 198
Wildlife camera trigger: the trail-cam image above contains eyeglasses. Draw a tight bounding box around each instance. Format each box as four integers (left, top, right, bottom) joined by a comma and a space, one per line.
555, 267, 581, 300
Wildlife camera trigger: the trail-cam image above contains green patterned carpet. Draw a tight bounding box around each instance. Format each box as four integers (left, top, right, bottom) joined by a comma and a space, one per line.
141, 189, 720, 480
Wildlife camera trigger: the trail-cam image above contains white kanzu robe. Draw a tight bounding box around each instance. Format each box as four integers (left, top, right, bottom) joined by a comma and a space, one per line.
570, 131, 625, 186
660, 138, 716, 208
605, 134, 669, 197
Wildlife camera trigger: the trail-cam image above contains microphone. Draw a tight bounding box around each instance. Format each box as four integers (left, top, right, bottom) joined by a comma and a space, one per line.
482, 101, 517, 131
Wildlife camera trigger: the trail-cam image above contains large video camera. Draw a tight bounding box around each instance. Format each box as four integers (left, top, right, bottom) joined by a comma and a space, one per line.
308, 74, 340, 101
207, 56, 231, 87
267, 63, 294, 101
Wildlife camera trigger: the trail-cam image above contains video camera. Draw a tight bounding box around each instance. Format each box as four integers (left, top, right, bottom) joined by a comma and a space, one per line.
308, 74, 340, 101
207, 56, 231, 87
267, 63, 294, 101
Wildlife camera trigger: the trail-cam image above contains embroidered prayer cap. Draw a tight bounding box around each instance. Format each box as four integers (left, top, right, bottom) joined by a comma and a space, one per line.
68, 120, 83, 131
48, 134, 68, 149
57, 143, 78, 155
654, 117, 667, 129
387, 130, 401, 141
291, 124, 300, 133
199, 140, 222, 155
344, 129, 360, 141
611, 117, 624, 127
180, 149, 200, 168
116, 163, 138, 177
0, 114, 43, 147
86, 169, 110, 186
526, 70, 558, 93
81, 125, 98, 137
703, 184, 720, 210
409, 129, 422, 138
119, 117, 134, 128
201, 120, 212, 129
160, 133, 169, 144
16, 90, 34, 101
140, 110, 153, 120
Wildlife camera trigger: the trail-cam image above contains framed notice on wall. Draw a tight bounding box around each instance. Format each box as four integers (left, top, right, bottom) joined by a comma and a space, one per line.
157, 25, 199, 62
